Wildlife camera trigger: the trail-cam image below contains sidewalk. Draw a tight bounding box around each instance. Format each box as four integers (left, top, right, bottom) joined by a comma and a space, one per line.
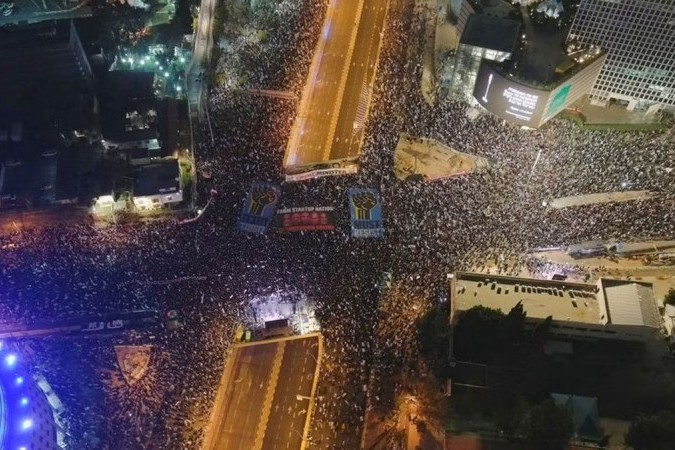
0, 205, 92, 233
549, 190, 656, 209
418, 0, 439, 105
573, 95, 661, 125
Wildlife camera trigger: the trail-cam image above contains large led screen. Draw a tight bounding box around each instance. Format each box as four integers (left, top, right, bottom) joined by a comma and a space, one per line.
472, 62, 548, 127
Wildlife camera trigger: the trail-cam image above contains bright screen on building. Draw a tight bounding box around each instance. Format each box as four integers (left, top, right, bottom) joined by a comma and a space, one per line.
472, 62, 549, 127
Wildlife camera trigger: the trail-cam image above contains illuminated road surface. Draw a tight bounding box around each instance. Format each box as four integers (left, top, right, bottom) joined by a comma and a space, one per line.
285, 0, 389, 168
204, 335, 321, 450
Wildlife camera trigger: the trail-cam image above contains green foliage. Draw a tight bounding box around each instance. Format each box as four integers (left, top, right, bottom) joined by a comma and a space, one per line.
453, 303, 527, 362
496, 395, 529, 437
664, 288, 675, 307
531, 315, 553, 344
625, 411, 675, 450
453, 305, 505, 362
503, 300, 526, 342
526, 399, 574, 450
152, 0, 195, 49
447, 389, 532, 437
418, 304, 452, 379
91, 0, 152, 51
211, 0, 229, 39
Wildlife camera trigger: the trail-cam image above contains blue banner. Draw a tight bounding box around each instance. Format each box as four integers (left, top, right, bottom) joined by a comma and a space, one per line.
237, 182, 280, 234
348, 187, 384, 238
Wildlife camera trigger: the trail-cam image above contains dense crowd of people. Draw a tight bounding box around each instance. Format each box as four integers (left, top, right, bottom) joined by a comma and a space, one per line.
0, 0, 673, 449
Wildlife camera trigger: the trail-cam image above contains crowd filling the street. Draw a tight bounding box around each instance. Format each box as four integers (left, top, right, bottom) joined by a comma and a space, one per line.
0, 1, 673, 449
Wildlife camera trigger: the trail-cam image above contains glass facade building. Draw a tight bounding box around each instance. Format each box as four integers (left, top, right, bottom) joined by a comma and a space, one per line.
567, 0, 675, 113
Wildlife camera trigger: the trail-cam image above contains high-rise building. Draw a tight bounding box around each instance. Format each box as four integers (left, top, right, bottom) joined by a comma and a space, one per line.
0, 20, 94, 131
567, 0, 675, 114
0, 20, 92, 94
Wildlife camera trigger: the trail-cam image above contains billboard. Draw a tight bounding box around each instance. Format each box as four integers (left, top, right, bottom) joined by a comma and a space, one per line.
348, 188, 384, 238
275, 206, 336, 231
473, 63, 548, 126
547, 83, 572, 116
473, 55, 607, 128
237, 182, 280, 234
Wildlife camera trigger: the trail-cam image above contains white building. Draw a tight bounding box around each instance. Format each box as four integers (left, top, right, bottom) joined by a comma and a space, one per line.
450, 272, 662, 342
132, 158, 183, 211
567, 0, 675, 114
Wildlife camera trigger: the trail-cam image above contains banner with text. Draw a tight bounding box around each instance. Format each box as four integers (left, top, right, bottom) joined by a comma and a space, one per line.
237, 182, 280, 234
275, 206, 336, 231
285, 166, 358, 182
348, 188, 384, 238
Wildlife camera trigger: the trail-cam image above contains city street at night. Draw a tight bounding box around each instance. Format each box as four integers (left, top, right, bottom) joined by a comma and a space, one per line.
284, 0, 388, 168
204, 334, 321, 450
0, 0, 674, 449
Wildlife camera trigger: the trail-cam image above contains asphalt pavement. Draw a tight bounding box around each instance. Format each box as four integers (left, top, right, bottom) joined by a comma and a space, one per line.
262, 337, 319, 449
186, 0, 216, 118
329, 0, 389, 161
204, 334, 321, 450
285, 0, 389, 168
214, 342, 277, 450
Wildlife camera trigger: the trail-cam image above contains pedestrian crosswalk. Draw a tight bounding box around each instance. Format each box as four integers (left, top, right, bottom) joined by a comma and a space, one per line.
353, 80, 370, 131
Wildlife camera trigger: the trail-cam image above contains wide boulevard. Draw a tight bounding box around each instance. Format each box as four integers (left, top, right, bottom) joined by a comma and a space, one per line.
203, 334, 322, 450
284, 0, 389, 169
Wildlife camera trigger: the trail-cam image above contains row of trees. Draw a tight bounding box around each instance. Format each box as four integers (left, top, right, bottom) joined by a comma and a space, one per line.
452, 301, 551, 364
421, 300, 675, 450
624, 288, 675, 449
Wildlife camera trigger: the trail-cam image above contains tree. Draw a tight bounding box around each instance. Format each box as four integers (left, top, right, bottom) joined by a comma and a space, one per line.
526, 399, 574, 450
418, 304, 452, 378
664, 288, 675, 307
625, 411, 675, 450
496, 395, 529, 438
453, 303, 528, 363
91, 0, 152, 52
503, 300, 526, 342
531, 315, 553, 344
452, 305, 505, 362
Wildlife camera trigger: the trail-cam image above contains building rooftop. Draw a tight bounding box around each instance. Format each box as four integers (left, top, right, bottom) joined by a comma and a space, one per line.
100, 71, 158, 143
132, 158, 180, 197
452, 272, 601, 325
0, 19, 73, 51
102, 71, 155, 100
460, 14, 521, 54
600, 279, 660, 328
